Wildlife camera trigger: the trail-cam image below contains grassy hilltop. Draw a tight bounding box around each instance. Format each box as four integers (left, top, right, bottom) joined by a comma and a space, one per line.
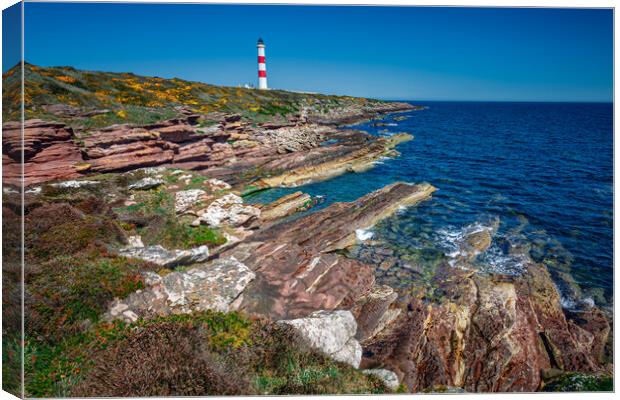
2, 63, 384, 128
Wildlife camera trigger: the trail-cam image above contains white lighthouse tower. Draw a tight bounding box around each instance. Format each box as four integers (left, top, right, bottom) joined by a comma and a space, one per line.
257, 37, 268, 90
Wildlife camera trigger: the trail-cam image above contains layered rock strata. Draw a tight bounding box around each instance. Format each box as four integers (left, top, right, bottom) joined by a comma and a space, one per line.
2, 119, 83, 186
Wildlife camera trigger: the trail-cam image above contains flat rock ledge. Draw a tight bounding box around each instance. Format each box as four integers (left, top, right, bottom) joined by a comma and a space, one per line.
278, 310, 362, 368
118, 242, 210, 269
104, 256, 255, 323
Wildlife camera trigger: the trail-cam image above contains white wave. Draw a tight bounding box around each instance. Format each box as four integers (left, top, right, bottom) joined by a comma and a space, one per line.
372, 156, 391, 165
355, 228, 374, 241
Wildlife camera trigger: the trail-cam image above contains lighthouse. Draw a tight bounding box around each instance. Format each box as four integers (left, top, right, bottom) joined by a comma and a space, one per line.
257, 37, 268, 90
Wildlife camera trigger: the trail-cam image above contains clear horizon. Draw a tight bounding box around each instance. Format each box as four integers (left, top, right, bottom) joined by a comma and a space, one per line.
3, 3, 613, 102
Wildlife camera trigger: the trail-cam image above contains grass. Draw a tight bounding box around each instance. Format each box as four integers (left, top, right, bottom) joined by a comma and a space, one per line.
3, 63, 385, 128
114, 187, 227, 249
23, 311, 388, 397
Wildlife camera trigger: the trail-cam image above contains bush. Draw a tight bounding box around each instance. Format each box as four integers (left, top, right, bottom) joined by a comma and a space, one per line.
26, 311, 387, 397
71, 321, 247, 397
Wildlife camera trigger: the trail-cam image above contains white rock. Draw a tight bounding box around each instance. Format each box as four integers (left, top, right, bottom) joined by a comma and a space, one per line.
51, 180, 100, 189
118, 244, 209, 268
140, 166, 167, 175
192, 193, 260, 227
362, 369, 400, 390
25, 186, 42, 194
175, 189, 206, 213
206, 178, 232, 191
128, 177, 165, 190
127, 235, 144, 248
104, 257, 255, 322
279, 310, 362, 368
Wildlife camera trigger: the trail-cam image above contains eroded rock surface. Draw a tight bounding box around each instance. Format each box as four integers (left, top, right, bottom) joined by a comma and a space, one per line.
359, 259, 610, 392
222, 182, 436, 320
2, 119, 84, 186
118, 243, 210, 268
279, 310, 363, 368
105, 257, 255, 322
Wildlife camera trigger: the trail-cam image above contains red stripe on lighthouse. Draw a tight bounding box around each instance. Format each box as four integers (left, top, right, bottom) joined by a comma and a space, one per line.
258, 70, 267, 78
258, 56, 266, 63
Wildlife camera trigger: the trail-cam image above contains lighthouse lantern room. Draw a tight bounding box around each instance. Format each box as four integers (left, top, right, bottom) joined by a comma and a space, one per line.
257, 38, 268, 90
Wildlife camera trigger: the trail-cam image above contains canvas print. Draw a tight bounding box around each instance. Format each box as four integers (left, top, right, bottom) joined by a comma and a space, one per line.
1, 1, 614, 397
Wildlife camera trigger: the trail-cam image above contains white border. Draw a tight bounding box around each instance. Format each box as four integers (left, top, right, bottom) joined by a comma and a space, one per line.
0, 1, 617, 400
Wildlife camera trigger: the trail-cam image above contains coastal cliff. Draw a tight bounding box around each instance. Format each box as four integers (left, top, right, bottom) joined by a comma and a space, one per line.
2, 64, 612, 396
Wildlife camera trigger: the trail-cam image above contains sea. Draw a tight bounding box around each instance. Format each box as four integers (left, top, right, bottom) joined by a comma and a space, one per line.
246, 101, 613, 310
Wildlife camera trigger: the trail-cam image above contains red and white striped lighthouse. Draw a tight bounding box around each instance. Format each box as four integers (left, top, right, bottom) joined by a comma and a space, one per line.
257, 37, 268, 90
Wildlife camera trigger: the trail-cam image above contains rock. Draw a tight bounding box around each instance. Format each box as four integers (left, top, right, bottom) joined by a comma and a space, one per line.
126, 235, 144, 248
351, 285, 400, 341
50, 180, 100, 189
104, 257, 255, 322
174, 189, 207, 213
2, 119, 84, 186
118, 244, 209, 268
278, 310, 362, 368
362, 369, 400, 390
128, 177, 165, 190
205, 178, 231, 191
360, 259, 610, 393
192, 193, 260, 227
223, 182, 435, 320
465, 229, 492, 254
259, 191, 314, 222
254, 132, 414, 189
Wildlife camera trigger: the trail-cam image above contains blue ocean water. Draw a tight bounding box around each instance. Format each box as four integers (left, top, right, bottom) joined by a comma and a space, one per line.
247, 102, 613, 307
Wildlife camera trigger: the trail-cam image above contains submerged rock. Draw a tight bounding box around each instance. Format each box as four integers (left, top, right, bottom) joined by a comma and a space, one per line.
105, 256, 255, 322
279, 310, 362, 368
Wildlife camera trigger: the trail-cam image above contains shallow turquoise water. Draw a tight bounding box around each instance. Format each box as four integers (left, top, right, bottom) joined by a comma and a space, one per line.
246, 102, 613, 308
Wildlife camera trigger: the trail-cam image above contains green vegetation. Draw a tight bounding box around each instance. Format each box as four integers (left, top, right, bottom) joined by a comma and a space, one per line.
24, 201, 159, 342
2, 62, 384, 128
113, 187, 227, 249
25, 311, 388, 397
543, 373, 613, 392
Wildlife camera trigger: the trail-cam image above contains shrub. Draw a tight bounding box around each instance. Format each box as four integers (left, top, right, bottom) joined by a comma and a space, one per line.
71, 321, 247, 397
26, 311, 387, 397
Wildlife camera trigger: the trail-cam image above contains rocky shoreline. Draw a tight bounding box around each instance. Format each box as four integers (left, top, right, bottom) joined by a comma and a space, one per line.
2, 70, 612, 395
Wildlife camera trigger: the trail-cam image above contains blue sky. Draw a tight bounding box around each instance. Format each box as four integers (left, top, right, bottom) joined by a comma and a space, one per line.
12, 3, 615, 101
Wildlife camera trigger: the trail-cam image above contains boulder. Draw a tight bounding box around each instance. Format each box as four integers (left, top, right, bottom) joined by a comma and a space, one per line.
192, 193, 261, 227
362, 369, 400, 390
278, 310, 362, 368
174, 189, 207, 213
104, 257, 255, 322
128, 177, 165, 190
118, 244, 209, 268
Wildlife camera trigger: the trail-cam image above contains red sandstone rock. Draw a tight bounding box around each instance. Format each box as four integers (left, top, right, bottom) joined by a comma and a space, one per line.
221, 182, 436, 319
2, 119, 83, 186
